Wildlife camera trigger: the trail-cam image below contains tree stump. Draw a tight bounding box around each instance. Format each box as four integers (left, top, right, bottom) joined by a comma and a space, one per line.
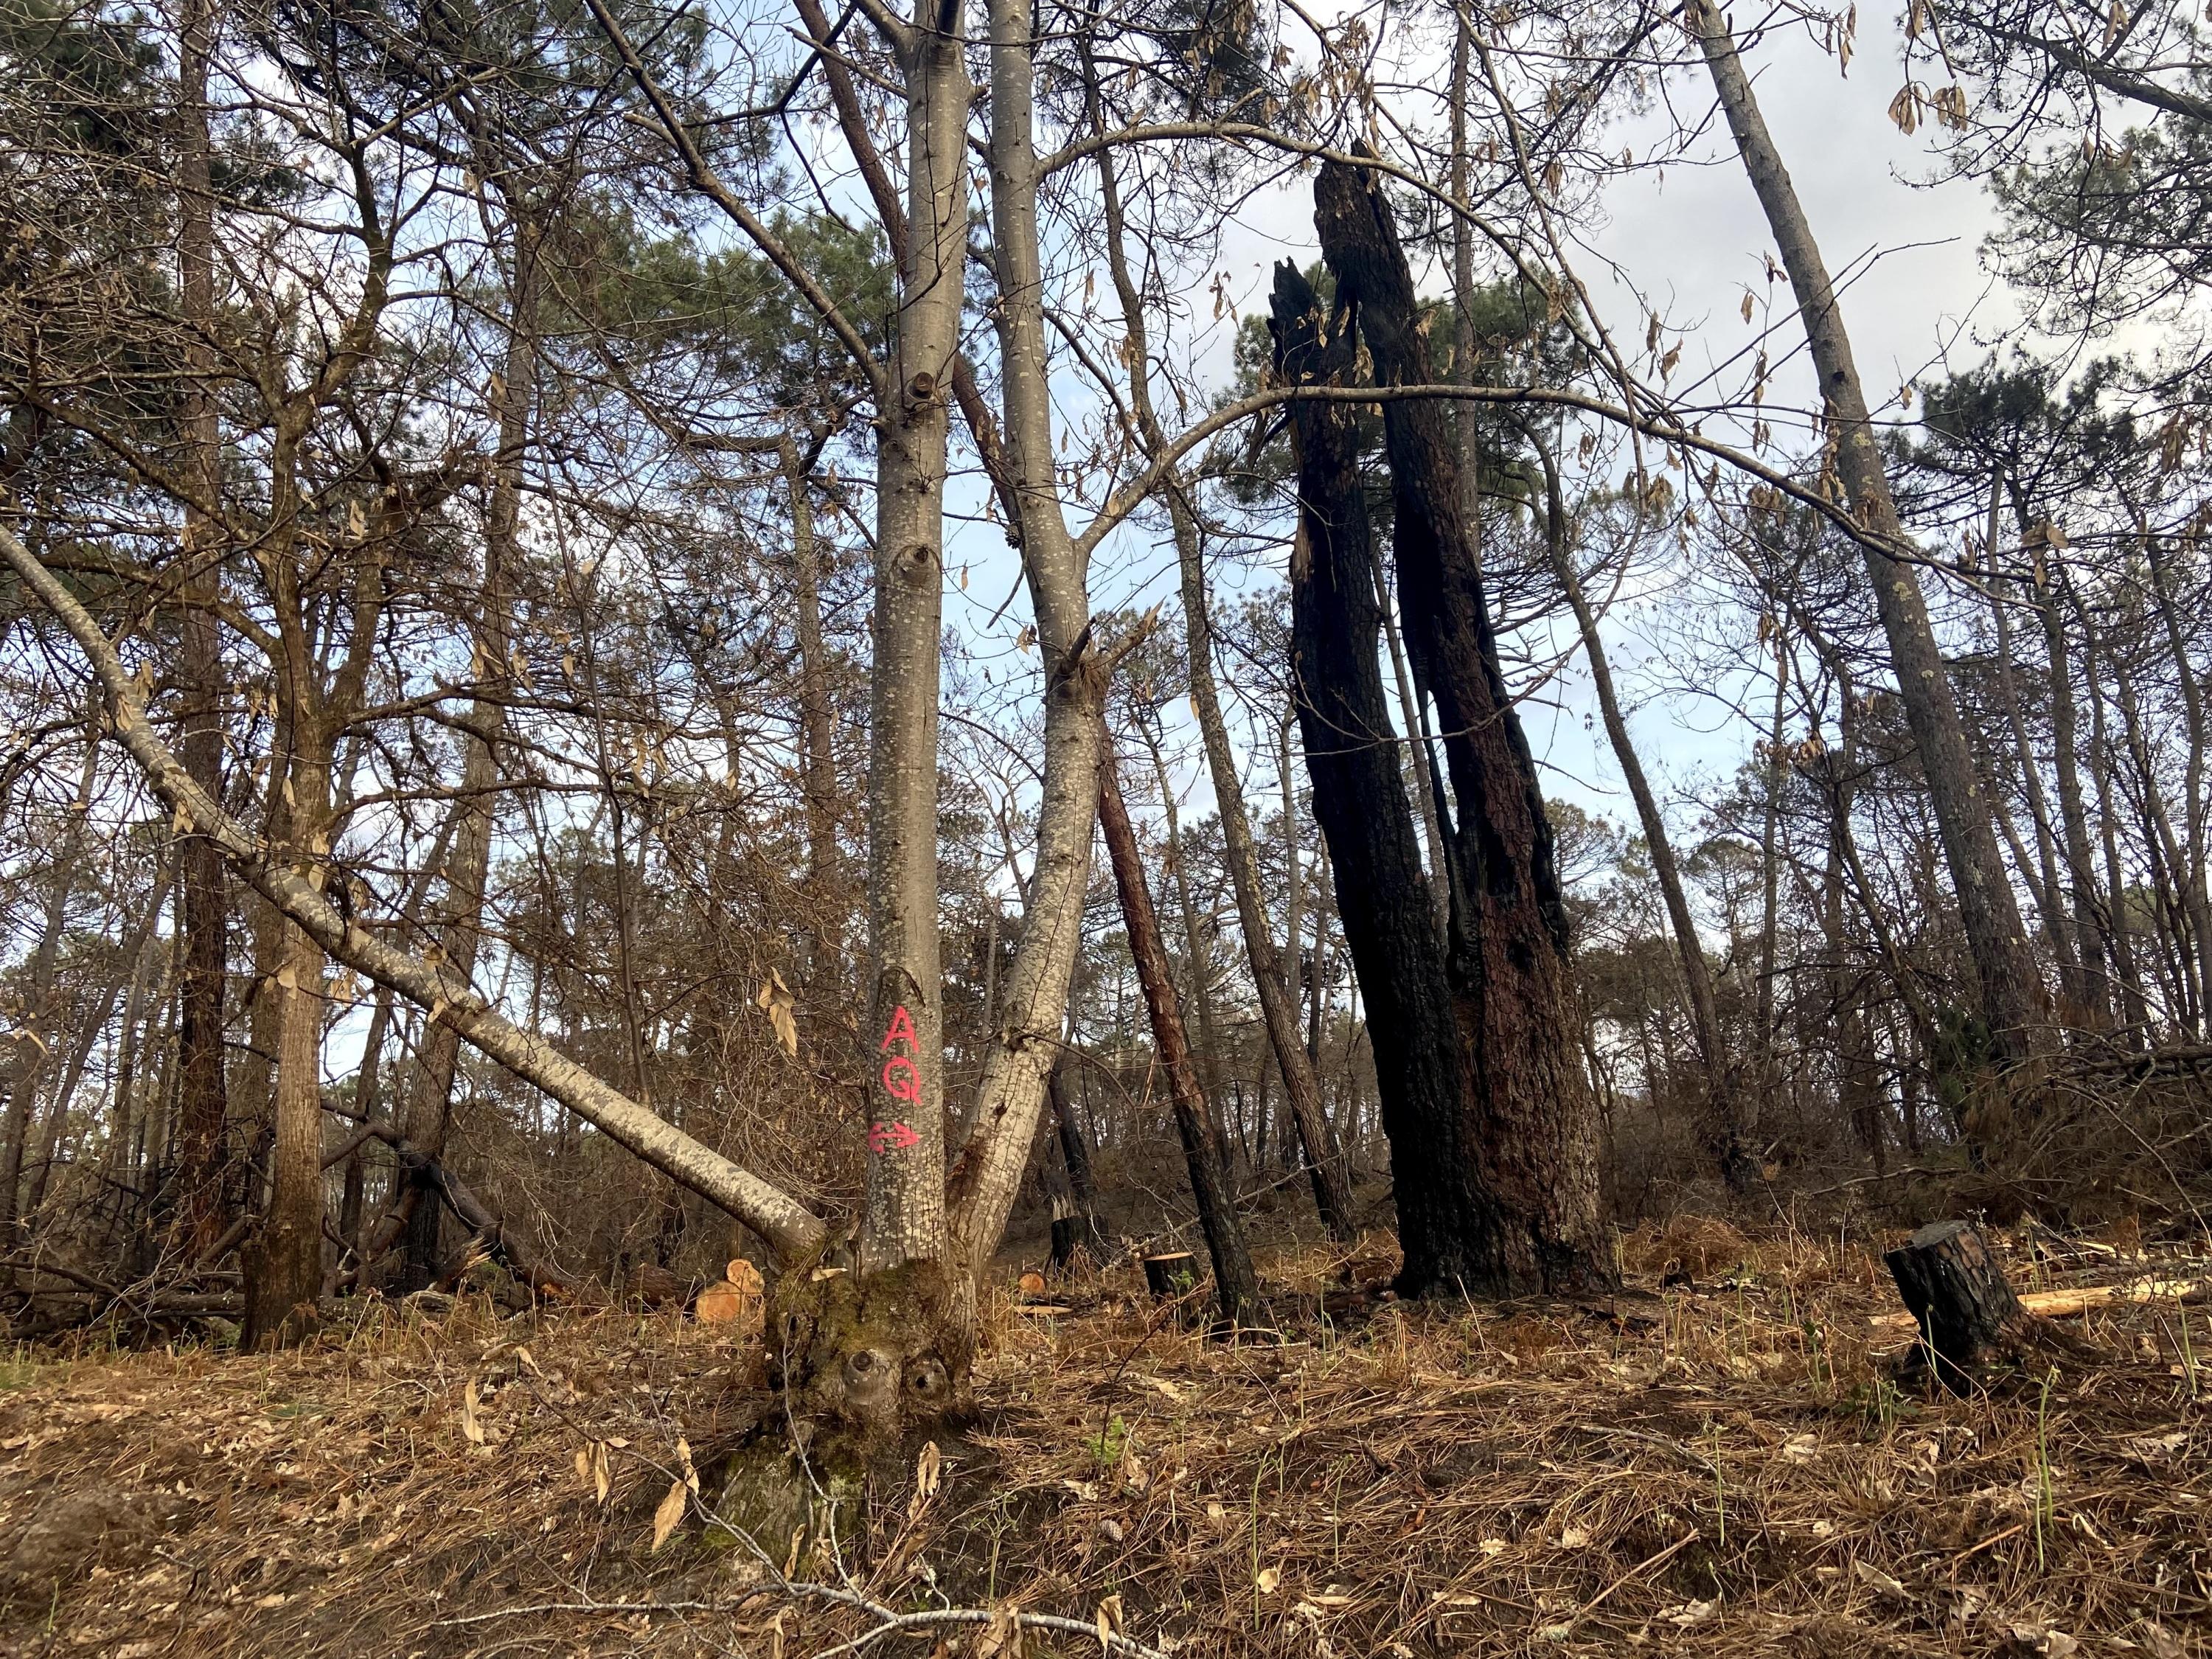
1883, 1220, 2033, 1389
1143, 1252, 1199, 1301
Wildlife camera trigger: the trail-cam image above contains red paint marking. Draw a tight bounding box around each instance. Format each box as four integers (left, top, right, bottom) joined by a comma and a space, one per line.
880, 1004, 917, 1051
869, 1119, 921, 1155
880, 1054, 921, 1104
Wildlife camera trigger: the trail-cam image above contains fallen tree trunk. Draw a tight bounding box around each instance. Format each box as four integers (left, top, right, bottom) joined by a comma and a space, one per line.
326, 1118, 579, 1300
0, 525, 827, 1265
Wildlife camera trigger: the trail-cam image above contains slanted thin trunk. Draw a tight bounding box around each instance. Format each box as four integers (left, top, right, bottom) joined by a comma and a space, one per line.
1046, 1051, 1105, 1270
1530, 428, 1752, 1192
170, 0, 232, 1259
1272, 260, 1510, 1296
0, 726, 100, 1262
940, 0, 1107, 1287
1098, 754, 1259, 1325
1081, 58, 1353, 1239
1694, 0, 2046, 1063
27, 862, 177, 1217
784, 433, 839, 896
1984, 480, 2078, 1006
2029, 543, 2111, 1026
1312, 163, 1615, 1295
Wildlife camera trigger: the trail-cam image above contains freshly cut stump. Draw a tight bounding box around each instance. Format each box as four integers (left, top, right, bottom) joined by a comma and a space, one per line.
1884, 1220, 2034, 1390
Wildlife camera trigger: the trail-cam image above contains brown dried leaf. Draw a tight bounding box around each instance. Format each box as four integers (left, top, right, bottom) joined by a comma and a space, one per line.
650, 1479, 686, 1553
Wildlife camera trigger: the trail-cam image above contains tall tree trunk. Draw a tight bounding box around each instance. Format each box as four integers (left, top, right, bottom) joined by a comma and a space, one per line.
941, 0, 1107, 1287
1098, 755, 1259, 1325
2139, 524, 2212, 1023
1530, 428, 1752, 1192
1138, 715, 1225, 1105
1694, 0, 2046, 1063
1081, 66, 1354, 1239
858, 0, 971, 1275
1272, 260, 1512, 1296
397, 219, 532, 1290
170, 0, 234, 1260
1312, 162, 1615, 1295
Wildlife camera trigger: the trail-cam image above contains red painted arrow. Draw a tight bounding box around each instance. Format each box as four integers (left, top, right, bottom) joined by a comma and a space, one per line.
868, 1119, 922, 1155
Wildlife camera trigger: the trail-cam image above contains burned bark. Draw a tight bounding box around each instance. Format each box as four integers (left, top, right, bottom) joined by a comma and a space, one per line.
1270, 260, 1510, 1298
1310, 161, 1615, 1295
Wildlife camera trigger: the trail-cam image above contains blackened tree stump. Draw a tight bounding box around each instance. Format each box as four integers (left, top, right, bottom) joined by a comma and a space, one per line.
1884, 1220, 2036, 1389
1143, 1252, 1200, 1300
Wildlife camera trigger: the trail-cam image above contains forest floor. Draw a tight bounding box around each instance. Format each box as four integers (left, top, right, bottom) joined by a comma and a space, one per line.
1, 1217, 2207, 1659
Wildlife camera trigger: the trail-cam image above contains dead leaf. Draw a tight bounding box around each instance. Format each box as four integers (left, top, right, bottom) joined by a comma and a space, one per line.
1853, 1560, 1908, 1600
754, 970, 798, 1058
972, 1606, 1021, 1659
592, 1440, 612, 1504
1096, 1593, 1124, 1649
459, 1380, 486, 1445
909, 1441, 942, 1520
1256, 1565, 1281, 1594
650, 1479, 687, 1552
2008, 1621, 2079, 1658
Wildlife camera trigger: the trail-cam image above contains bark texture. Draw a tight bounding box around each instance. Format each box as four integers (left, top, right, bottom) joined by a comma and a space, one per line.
1311, 161, 1615, 1295
1270, 261, 1510, 1297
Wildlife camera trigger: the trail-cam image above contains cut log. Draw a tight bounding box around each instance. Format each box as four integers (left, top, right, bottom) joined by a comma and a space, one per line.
1143, 1251, 1200, 1300
1883, 1220, 2037, 1388
1872, 1275, 2209, 1329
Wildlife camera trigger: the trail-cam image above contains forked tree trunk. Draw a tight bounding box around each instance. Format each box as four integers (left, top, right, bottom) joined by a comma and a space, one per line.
1098, 754, 1259, 1325
939, 0, 1106, 1287
1270, 261, 1511, 1297
1311, 162, 1615, 1295
1694, 0, 2046, 1065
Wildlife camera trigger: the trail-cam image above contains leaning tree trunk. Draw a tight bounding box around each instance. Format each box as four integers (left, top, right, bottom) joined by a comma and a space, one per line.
1530, 428, 1753, 1194
1098, 754, 1260, 1326
1083, 72, 1354, 1239
1270, 260, 1512, 1298
0, 726, 100, 1272
1694, 0, 2046, 1067
1046, 1051, 1106, 1270
1312, 160, 1616, 1295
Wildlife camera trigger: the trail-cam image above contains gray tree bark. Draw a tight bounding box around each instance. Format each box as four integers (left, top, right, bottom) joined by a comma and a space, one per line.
1694, 0, 2047, 1062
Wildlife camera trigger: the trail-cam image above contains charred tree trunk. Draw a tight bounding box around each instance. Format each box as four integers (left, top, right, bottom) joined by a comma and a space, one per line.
1270, 260, 1511, 1298
1884, 1220, 2070, 1390
1310, 162, 1615, 1295
1098, 753, 1259, 1326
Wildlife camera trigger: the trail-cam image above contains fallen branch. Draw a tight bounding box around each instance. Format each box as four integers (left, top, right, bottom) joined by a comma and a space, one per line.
0, 523, 825, 1263
1871, 1276, 2210, 1329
